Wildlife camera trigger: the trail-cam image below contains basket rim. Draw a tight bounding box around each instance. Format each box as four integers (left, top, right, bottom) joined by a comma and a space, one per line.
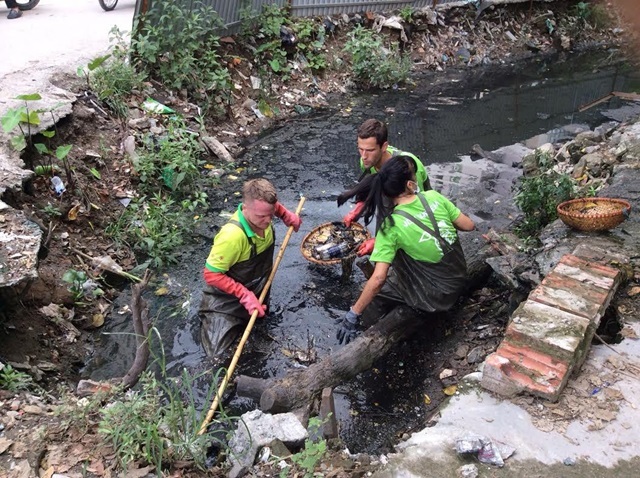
300, 221, 371, 266
556, 197, 631, 219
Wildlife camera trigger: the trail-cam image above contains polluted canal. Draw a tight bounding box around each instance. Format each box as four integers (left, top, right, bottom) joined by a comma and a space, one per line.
85, 51, 640, 454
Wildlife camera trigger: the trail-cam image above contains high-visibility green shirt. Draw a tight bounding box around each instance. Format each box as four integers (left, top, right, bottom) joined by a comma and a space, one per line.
370, 191, 461, 264
205, 204, 275, 273
359, 145, 429, 191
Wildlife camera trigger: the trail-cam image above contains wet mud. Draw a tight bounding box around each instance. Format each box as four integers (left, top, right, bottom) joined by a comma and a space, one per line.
84, 51, 640, 453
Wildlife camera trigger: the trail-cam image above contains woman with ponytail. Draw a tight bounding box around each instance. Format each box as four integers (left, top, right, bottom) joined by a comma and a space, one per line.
335, 155, 475, 345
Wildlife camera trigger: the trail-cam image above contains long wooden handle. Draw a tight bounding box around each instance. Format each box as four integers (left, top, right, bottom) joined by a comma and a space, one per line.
198, 196, 306, 435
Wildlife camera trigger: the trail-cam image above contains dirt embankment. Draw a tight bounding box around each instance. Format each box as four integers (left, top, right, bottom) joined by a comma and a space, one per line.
0, 1, 634, 477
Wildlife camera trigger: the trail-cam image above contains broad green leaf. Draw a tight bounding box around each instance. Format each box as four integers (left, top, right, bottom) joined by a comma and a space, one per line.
10, 135, 26, 152
1, 109, 22, 132
41, 130, 55, 138
173, 171, 186, 189
55, 144, 73, 160
25, 110, 40, 126
88, 54, 111, 71
269, 59, 281, 72
89, 168, 101, 179
34, 143, 49, 154
15, 93, 41, 101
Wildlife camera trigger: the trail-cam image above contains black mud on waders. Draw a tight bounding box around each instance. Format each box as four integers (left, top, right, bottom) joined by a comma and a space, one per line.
198, 222, 275, 356
362, 195, 468, 326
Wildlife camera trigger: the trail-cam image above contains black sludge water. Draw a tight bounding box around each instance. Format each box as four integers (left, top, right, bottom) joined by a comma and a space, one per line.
85, 51, 640, 454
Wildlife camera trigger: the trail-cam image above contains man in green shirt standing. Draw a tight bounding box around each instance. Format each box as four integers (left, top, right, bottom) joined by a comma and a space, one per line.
342, 119, 431, 256
199, 178, 302, 356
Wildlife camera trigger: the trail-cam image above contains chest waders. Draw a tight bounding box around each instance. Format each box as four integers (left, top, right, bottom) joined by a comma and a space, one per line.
199, 221, 275, 356
373, 194, 468, 315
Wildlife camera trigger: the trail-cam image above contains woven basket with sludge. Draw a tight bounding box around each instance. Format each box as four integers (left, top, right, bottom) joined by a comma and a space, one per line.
557, 197, 631, 232
300, 222, 370, 265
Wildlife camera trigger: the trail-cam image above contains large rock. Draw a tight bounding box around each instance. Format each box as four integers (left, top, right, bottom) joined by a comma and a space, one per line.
228, 410, 307, 478
0, 200, 42, 288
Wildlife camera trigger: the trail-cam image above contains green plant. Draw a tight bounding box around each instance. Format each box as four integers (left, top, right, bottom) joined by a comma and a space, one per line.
514, 152, 576, 237
1, 93, 43, 151
42, 203, 62, 218
293, 18, 327, 71
572, 2, 611, 28
107, 192, 206, 267
399, 6, 415, 24
134, 117, 205, 196
61, 268, 91, 303
278, 416, 328, 478
344, 26, 411, 89
0, 364, 33, 392
83, 28, 146, 118
98, 331, 236, 474
131, 3, 231, 114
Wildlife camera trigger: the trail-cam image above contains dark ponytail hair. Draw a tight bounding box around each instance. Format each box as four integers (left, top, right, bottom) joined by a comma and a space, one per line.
337, 155, 417, 232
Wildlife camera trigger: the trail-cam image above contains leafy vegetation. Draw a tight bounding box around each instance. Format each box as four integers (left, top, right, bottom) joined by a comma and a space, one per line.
83, 28, 146, 118
106, 115, 208, 267
277, 416, 328, 478
107, 192, 206, 268
0, 93, 42, 152
131, 2, 231, 114
240, 4, 327, 77
97, 339, 236, 474
514, 151, 576, 237
0, 364, 33, 392
344, 26, 411, 89
572, 1, 611, 29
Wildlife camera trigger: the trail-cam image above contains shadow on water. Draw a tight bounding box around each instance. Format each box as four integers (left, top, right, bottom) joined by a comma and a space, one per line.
84, 51, 640, 453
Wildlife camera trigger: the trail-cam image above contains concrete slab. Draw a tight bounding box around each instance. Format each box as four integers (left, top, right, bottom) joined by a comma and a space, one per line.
373, 323, 640, 477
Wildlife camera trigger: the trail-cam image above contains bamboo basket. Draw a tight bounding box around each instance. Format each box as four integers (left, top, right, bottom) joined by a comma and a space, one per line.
556, 197, 631, 232
300, 222, 370, 265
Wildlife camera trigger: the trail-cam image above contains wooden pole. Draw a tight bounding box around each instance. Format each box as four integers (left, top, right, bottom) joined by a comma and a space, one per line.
198, 196, 306, 435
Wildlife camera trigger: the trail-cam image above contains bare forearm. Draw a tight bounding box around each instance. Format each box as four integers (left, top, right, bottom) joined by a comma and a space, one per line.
352, 263, 390, 314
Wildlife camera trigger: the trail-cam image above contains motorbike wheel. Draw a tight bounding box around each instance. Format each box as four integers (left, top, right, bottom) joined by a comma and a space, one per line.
16, 0, 40, 11
98, 0, 118, 11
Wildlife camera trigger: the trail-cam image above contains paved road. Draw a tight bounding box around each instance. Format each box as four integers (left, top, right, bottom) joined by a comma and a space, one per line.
0, 0, 135, 205
0, 0, 135, 79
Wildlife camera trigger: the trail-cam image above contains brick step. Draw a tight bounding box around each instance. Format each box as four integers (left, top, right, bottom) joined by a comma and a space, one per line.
481, 248, 624, 401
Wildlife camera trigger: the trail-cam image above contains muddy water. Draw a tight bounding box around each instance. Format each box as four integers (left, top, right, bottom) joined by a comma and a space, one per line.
85, 51, 640, 453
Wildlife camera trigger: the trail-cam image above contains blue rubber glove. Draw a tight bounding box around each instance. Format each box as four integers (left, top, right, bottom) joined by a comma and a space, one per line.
336, 309, 361, 345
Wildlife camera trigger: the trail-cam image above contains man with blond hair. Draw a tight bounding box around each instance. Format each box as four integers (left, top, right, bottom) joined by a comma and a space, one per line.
199, 178, 302, 356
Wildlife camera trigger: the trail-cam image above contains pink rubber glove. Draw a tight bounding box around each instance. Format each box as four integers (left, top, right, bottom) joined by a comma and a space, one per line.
343, 201, 365, 227
357, 238, 375, 257
238, 290, 267, 318
204, 269, 266, 317
274, 202, 302, 232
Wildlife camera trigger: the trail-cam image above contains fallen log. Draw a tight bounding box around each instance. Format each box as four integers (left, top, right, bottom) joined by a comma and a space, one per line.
236, 237, 497, 413
237, 304, 419, 413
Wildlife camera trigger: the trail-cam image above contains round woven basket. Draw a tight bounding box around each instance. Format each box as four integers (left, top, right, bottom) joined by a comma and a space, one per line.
300, 222, 371, 265
556, 197, 631, 232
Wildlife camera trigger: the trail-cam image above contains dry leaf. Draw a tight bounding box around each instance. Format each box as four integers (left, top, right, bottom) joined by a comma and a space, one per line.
67, 204, 81, 221
155, 286, 169, 296
423, 394, 431, 405
628, 286, 640, 296
443, 385, 457, 396
92, 314, 105, 328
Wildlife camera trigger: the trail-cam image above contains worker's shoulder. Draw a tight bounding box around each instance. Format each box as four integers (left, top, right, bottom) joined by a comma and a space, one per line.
216, 220, 249, 242
389, 145, 422, 162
